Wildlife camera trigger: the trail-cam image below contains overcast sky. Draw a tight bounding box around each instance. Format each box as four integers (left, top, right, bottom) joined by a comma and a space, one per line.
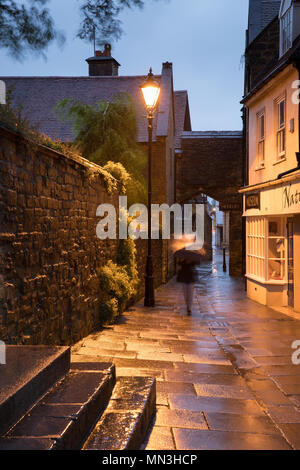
0, 0, 249, 130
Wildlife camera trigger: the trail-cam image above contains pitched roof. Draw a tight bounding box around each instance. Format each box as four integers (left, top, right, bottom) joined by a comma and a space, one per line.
1, 63, 174, 143
174, 90, 192, 149
248, 0, 281, 44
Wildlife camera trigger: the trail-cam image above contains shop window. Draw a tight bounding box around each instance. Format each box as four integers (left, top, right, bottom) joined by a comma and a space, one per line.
268, 218, 286, 281
246, 217, 266, 281
246, 216, 287, 283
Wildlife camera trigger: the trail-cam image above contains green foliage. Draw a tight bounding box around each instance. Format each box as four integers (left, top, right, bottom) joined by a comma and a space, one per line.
98, 298, 119, 324
77, 0, 144, 45
1, 1, 165, 59
56, 93, 147, 205
0, 0, 64, 60
98, 237, 138, 325
102, 161, 131, 195
117, 238, 138, 281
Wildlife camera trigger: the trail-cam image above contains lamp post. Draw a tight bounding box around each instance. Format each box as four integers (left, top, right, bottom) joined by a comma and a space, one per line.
141, 68, 160, 307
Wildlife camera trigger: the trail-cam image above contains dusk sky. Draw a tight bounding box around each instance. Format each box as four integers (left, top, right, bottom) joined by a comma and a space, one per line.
0, 0, 249, 130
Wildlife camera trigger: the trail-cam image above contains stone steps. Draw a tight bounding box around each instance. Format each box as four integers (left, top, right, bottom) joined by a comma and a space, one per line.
0, 346, 70, 436
0, 347, 156, 450
82, 377, 156, 450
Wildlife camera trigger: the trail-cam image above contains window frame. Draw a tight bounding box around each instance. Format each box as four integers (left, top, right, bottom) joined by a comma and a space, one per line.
274, 94, 286, 160
280, 4, 293, 56
256, 109, 265, 168
246, 216, 287, 284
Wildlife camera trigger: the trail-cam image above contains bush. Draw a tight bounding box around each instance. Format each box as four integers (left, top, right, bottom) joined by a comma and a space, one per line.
98, 238, 138, 324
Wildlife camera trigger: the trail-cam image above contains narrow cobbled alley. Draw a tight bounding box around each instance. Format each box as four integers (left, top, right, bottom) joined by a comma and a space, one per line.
72, 250, 300, 450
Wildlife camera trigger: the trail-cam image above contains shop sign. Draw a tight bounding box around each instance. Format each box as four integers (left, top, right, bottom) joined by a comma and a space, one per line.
245, 192, 260, 210
244, 180, 300, 215
282, 184, 300, 210
219, 201, 242, 211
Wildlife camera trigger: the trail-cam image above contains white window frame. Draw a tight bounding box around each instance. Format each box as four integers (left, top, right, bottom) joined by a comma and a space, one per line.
256, 110, 265, 168
280, 4, 293, 56
275, 94, 286, 160
246, 216, 287, 284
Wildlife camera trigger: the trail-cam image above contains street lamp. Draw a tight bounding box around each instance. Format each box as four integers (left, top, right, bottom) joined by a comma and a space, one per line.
141, 68, 160, 307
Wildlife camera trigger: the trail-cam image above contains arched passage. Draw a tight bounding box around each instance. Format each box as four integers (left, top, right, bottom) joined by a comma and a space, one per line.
176, 131, 244, 276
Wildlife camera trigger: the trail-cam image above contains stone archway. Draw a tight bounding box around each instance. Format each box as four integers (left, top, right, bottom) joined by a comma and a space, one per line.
176, 131, 244, 276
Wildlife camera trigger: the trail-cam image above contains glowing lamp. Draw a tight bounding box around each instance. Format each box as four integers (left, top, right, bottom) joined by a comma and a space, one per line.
141, 68, 160, 110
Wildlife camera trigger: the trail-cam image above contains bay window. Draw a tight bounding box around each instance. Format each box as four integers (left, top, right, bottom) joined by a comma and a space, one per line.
246, 216, 287, 283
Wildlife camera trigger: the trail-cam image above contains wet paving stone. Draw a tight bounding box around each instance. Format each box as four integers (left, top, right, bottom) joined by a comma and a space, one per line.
262, 365, 300, 376
273, 375, 300, 386
204, 412, 281, 435
174, 362, 238, 375
267, 405, 300, 423
143, 426, 175, 450
194, 384, 254, 400
169, 394, 265, 416
254, 390, 292, 405
172, 428, 291, 450
155, 409, 208, 430
280, 424, 300, 449
254, 356, 296, 365
137, 352, 184, 362
156, 381, 196, 395
183, 354, 232, 366
164, 371, 246, 386
279, 384, 300, 394
112, 358, 175, 370
71, 251, 300, 449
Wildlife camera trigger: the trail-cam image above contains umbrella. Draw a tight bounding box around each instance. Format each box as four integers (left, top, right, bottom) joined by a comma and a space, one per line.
174, 247, 204, 264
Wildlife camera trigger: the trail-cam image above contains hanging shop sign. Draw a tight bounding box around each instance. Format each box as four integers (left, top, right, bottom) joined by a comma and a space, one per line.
219, 201, 243, 211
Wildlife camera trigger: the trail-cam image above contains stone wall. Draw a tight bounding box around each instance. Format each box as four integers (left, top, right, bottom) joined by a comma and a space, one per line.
0, 127, 163, 345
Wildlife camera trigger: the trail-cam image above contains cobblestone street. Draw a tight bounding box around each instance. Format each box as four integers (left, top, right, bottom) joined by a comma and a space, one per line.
72, 250, 300, 450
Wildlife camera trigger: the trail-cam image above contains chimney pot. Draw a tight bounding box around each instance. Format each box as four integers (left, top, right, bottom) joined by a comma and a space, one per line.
86, 45, 120, 76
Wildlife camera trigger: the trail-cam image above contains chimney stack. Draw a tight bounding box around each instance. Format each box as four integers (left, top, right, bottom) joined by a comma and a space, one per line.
86, 44, 120, 76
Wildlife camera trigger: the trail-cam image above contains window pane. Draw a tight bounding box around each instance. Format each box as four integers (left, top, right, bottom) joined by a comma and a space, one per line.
280, 101, 285, 127
268, 260, 285, 281
261, 115, 264, 138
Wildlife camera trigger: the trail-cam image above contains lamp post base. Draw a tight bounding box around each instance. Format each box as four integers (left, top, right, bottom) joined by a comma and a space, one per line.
144, 255, 155, 307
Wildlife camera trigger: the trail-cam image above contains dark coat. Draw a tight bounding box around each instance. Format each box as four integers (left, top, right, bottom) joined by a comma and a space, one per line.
176, 260, 197, 284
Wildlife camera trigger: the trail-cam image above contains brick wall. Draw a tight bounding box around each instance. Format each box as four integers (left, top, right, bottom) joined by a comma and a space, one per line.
0, 127, 163, 345
176, 133, 244, 276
